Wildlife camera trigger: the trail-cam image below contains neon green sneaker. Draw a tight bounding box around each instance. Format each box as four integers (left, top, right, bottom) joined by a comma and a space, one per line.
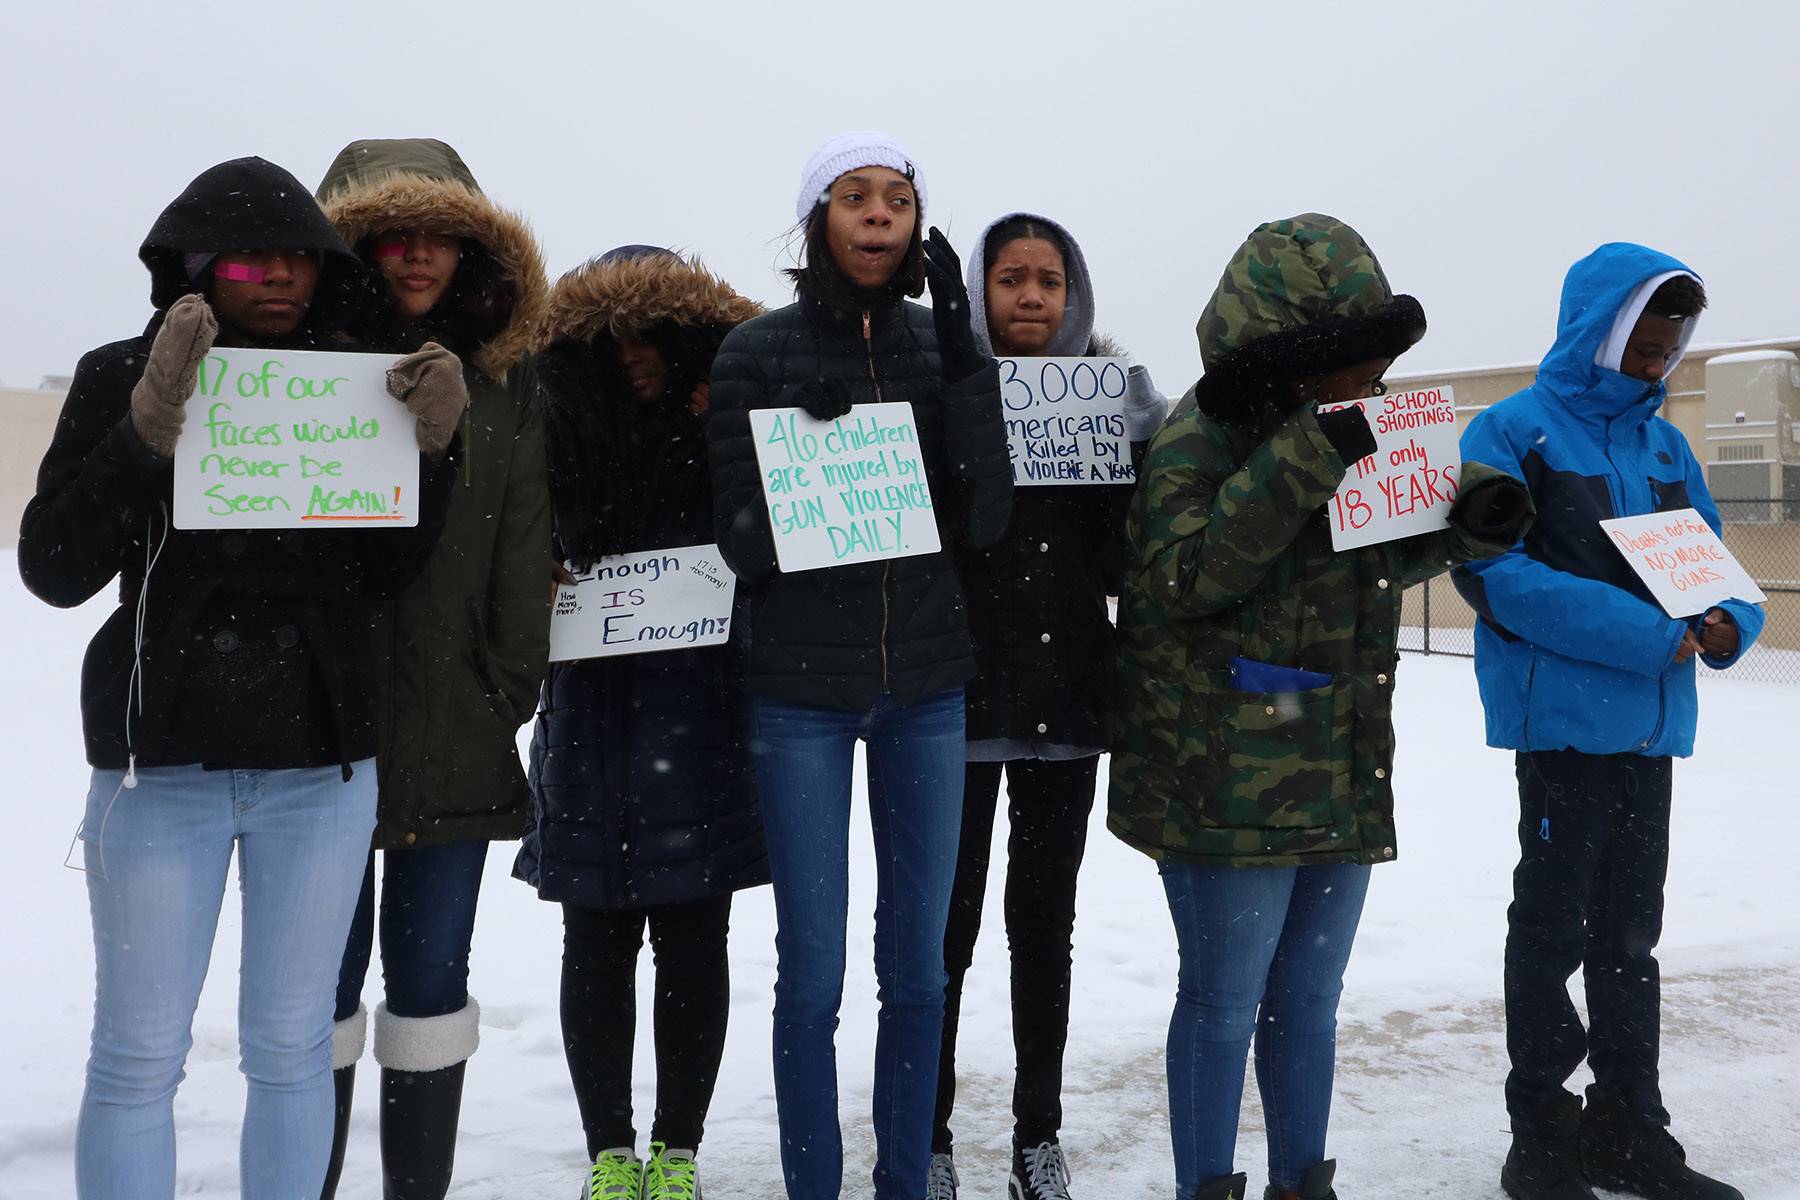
585, 1148, 642, 1200
644, 1141, 701, 1200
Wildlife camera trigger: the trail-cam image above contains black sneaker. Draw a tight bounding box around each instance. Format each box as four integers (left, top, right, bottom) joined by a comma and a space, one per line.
1011, 1140, 1073, 1200
1193, 1174, 1249, 1200
1503, 1092, 1599, 1200
1580, 1090, 1744, 1200
1264, 1159, 1338, 1199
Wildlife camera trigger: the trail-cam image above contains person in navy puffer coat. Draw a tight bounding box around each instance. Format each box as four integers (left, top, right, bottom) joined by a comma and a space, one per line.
514, 246, 768, 1197
1454, 244, 1762, 1200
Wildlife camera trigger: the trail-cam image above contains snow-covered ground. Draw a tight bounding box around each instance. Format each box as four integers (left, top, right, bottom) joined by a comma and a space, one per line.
2, 556, 1795, 1199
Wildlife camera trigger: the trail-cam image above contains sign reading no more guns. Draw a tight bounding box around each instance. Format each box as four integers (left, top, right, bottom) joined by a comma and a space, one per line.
173, 346, 420, 530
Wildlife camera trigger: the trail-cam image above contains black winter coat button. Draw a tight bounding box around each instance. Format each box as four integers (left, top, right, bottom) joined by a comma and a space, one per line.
221, 533, 247, 557
212, 629, 240, 653
275, 625, 300, 650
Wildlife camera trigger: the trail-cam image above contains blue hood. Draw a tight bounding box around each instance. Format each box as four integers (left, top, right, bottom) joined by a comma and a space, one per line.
1454, 243, 1763, 760
1537, 243, 1699, 422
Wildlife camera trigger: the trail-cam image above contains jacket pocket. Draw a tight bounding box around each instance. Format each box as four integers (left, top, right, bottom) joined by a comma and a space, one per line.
1188, 670, 1348, 832
463, 597, 520, 724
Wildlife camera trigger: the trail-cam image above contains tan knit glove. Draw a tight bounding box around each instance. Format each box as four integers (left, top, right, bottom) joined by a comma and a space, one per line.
130, 294, 218, 458
385, 342, 468, 457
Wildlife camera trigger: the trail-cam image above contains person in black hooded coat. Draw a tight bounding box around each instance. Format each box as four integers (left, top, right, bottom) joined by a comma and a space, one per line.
17, 157, 461, 1200
931, 212, 1168, 1200
514, 246, 767, 1198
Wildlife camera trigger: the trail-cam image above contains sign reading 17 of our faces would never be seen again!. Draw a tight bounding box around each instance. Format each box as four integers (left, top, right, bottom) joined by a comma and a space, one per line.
749, 402, 940, 572
172, 347, 419, 530
999, 356, 1135, 486
549, 545, 737, 663
1321, 385, 1462, 551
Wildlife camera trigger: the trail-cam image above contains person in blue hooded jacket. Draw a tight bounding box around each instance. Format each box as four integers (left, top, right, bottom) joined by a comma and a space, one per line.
1454, 245, 1763, 1200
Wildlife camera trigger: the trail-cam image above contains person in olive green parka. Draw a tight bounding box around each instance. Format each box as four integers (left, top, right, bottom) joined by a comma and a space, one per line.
312, 138, 552, 1200
1109, 214, 1532, 1200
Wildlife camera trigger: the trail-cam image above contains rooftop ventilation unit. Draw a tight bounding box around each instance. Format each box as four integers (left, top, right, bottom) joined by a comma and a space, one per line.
1704, 350, 1800, 524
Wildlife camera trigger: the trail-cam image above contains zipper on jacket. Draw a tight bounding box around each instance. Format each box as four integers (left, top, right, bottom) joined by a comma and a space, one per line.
461, 407, 472, 489
863, 309, 891, 686
1646, 673, 1667, 751
861, 311, 884, 402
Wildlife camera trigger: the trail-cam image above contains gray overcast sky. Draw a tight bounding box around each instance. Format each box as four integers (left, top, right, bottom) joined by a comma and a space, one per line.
1, 0, 1794, 390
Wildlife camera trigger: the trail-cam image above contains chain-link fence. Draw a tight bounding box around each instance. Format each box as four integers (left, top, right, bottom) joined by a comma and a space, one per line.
1400, 502, 1800, 686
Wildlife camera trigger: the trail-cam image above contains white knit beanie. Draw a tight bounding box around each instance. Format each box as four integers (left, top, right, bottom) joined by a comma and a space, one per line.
795, 132, 926, 224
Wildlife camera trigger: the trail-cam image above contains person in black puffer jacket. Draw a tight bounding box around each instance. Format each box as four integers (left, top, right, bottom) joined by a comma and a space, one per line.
932, 212, 1168, 1200
18, 156, 461, 1200
705, 132, 1012, 1200
515, 245, 768, 1200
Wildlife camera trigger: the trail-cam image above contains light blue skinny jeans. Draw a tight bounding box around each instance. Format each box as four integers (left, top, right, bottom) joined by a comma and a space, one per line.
76, 760, 376, 1200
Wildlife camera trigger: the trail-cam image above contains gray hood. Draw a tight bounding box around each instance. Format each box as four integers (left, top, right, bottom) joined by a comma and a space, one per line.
965, 211, 1096, 357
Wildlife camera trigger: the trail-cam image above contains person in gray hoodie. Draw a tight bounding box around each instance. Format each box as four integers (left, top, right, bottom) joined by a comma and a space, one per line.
931, 212, 1166, 1200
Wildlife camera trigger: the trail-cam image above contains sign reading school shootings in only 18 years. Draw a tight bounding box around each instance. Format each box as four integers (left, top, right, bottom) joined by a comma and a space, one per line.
749, 402, 941, 573
1321, 385, 1462, 551
1599, 508, 1768, 619
998, 356, 1136, 486
549, 545, 737, 663
172, 347, 419, 530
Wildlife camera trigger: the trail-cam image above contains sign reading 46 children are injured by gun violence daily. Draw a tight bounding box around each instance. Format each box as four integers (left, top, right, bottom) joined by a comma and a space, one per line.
1321, 385, 1462, 552
172, 347, 420, 530
749, 401, 940, 573
998, 356, 1135, 486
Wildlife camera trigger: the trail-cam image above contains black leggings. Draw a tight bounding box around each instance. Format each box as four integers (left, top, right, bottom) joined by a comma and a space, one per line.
560, 895, 732, 1154
934, 756, 1097, 1151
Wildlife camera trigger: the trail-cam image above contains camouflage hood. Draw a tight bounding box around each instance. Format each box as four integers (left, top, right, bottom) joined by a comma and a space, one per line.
1193, 213, 1425, 422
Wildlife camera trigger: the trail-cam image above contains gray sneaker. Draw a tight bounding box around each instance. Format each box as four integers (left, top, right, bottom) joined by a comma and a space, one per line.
926, 1150, 959, 1200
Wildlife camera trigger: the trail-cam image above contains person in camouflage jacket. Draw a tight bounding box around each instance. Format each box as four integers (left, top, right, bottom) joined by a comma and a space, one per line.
1108, 214, 1531, 1200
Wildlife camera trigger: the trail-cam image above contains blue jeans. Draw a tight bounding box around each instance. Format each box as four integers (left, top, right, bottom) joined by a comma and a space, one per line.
751, 689, 965, 1200
77, 761, 376, 1200
1160, 860, 1372, 1196
334, 838, 489, 1023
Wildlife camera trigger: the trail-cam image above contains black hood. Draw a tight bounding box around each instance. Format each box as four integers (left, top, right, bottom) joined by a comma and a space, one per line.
139, 156, 365, 327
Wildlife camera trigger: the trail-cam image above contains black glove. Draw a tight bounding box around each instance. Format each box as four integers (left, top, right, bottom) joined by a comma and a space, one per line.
922, 226, 987, 382
786, 377, 854, 423
1451, 476, 1531, 542
1313, 404, 1378, 466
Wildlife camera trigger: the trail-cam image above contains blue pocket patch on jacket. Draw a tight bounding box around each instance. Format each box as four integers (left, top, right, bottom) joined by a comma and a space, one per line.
1229, 656, 1332, 694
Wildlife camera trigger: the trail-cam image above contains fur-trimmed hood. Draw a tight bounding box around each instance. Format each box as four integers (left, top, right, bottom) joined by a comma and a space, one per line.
539, 248, 763, 351
316, 138, 547, 381
1193, 213, 1424, 423
536, 248, 762, 568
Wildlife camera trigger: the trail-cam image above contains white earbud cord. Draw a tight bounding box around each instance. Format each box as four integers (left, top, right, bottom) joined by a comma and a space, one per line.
66, 501, 169, 880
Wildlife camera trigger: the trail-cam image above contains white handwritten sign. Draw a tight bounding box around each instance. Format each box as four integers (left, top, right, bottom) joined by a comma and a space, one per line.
549, 544, 737, 662
173, 347, 418, 530
1323, 385, 1462, 551
998, 356, 1135, 486
748, 402, 940, 573
1599, 508, 1767, 618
